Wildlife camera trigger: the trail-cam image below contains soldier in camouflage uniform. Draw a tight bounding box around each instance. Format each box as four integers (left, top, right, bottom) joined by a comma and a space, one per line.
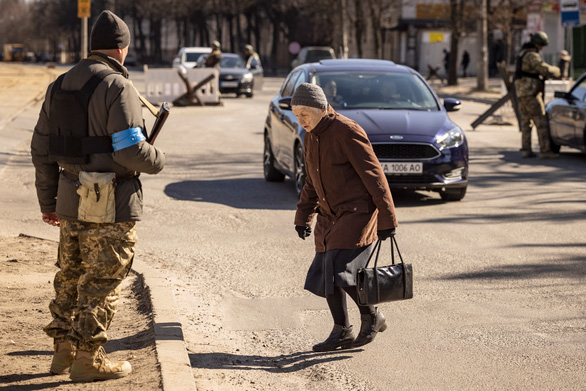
514, 31, 560, 159
31, 11, 165, 382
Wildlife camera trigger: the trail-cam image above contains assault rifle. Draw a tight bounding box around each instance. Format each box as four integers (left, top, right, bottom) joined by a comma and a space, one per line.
147, 102, 170, 145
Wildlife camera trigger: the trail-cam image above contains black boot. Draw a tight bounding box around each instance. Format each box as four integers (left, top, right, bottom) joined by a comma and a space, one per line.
312, 325, 355, 352
352, 308, 387, 348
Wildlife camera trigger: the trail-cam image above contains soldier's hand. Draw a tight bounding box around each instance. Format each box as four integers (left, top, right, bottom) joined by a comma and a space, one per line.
42, 212, 60, 227
377, 228, 396, 240
295, 225, 312, 240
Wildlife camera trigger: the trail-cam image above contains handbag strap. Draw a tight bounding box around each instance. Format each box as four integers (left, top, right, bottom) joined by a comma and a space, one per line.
365, 237, 406, 303
364, 239, 382, 269
390, 236, 404, 265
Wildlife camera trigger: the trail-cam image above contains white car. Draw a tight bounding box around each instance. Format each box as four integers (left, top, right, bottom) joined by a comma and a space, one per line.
172, 47, 212, 69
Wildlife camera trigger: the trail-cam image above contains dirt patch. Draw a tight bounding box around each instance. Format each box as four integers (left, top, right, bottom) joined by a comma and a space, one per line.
0, 234, 162, 390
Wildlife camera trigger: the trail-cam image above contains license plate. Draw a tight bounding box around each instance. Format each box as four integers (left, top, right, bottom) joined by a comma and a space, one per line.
220, 81, 239, 87
381, 162, 423, 174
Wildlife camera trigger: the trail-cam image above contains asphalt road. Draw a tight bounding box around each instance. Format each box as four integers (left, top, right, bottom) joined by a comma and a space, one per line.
1, 66, 584, 390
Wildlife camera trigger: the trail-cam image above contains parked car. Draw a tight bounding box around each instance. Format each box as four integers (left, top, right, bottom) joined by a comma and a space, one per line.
197, 53, 256, 97
263, 59, 468, 201
291, 46, 336, 69
546, 72, 586, 154
172, 46, 212, 69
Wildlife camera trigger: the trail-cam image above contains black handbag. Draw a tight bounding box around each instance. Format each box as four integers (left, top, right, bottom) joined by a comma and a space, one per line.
356, 237, 413, 305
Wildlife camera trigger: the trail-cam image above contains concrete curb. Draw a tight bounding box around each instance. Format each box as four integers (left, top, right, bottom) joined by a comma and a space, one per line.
133, 259, 197, 391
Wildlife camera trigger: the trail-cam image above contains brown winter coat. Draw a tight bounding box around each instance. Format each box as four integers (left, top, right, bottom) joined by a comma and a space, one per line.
31, 52, 165, 222
294, 106, 398, 252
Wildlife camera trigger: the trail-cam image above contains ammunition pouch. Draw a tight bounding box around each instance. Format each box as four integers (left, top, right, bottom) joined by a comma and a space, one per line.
48, 69, 119, 164
76, 171, 116, 223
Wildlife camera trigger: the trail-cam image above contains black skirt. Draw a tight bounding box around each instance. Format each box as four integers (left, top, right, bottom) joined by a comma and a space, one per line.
304, 242, 375, 298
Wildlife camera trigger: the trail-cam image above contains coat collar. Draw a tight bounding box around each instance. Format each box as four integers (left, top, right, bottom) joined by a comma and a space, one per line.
310, 105, 336, 135
87, 52, 129, 78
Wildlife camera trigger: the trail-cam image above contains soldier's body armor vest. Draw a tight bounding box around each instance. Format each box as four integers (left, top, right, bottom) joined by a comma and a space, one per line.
48, 69, 119, 164
514, 46, 543, 82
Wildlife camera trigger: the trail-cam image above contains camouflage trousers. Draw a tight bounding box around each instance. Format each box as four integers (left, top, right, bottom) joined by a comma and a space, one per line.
517, 94, 551, 153
43, 219, 137, 352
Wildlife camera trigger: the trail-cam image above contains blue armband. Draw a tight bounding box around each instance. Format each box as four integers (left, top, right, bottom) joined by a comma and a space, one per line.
111, 127, 146, 151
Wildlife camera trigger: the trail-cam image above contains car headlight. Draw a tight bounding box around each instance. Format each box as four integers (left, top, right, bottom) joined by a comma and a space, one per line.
436, 127, 464, 149
242, 72, 253, 82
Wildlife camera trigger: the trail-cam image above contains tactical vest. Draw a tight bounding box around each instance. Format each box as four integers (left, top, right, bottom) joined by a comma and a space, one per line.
48, 69, 119, 164
514, 49, 543, 81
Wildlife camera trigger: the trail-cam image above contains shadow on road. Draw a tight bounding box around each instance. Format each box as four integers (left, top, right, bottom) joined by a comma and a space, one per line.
165, 178, 298, 210
442, 255, 585, 281
189, 349, 360, 373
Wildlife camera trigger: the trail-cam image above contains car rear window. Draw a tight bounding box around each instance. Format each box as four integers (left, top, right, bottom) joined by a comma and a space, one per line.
185, 52, 206, 62
306, 50, 334, 63
315, 71, 440, 111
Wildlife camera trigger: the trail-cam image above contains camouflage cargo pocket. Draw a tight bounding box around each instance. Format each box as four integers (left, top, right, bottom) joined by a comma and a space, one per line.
76, 172, 116, 223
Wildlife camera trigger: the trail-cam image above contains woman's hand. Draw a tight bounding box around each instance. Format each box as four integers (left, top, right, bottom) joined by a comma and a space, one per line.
295, 225, 312, 240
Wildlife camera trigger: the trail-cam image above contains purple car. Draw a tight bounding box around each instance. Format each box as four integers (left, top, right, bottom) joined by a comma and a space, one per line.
264, 59, 468, 201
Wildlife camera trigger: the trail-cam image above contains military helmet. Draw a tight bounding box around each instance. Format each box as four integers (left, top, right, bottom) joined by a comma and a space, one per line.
530, 31, 549, 47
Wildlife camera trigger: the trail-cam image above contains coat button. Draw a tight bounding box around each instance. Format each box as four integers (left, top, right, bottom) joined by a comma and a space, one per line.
353, 207, 357, 211
322, 198, 325, 201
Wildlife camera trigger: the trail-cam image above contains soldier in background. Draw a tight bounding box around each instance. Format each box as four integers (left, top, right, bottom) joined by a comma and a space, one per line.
31, 10, 165, 382
513, 31, 560, 159
243, 44, 261, 70
557, 50, 571, 80
205, 40, 222, 68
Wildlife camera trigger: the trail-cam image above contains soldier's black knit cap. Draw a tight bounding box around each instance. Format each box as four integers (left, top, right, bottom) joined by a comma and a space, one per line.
90, 10, 130, 50
291, 83, 328, 109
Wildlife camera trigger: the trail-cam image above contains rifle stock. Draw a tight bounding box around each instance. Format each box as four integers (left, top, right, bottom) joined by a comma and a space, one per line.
148, 102, 170, 145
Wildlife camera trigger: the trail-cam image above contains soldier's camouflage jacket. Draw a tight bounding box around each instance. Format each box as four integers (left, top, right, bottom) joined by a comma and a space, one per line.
514, 45, 560, 98
31, 53, 165, 222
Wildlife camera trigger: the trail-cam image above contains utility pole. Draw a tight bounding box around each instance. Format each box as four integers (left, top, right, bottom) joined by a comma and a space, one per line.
78, 0, 91, 59
477, 0, 488, 90
340, 0, 349, 59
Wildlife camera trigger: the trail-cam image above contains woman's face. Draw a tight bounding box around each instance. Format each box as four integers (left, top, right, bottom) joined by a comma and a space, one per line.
292, 106, 326, 131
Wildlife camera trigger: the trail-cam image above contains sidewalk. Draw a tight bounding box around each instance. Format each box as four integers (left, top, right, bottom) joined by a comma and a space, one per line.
0, 63, 195, 391
428, 76, 503, 104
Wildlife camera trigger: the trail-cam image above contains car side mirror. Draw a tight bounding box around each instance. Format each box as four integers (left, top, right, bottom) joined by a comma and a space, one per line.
554, 90, 575, 101
278, 97, 292, 110
444, 98, 461, 112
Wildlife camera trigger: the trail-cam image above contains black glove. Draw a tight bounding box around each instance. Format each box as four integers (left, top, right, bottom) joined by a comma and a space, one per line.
295, 225, 312, 240
377, 228, 396, 240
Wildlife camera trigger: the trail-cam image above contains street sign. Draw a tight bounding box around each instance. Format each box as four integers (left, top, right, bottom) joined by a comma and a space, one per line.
78, 0, 91, 18
288, 42, 300, 55
559, 0, 580, 27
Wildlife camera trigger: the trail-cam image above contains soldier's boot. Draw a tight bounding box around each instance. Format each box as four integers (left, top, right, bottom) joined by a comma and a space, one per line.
49, 341, 76, 375
522, 150, 536, 158
69, 346, 131, 382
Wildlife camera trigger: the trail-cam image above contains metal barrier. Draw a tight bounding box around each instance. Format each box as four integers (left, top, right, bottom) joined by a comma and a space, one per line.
144, 65, 220, 105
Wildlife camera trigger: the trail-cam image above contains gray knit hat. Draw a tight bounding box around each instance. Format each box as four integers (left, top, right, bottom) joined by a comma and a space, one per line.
90, 10, 130, 51
291, 83, 328, 109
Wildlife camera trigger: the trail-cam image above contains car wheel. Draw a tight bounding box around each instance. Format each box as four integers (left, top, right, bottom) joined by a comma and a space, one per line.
294, 142, 306, 196
440, 186, 467, 201
547, 115, 561, 154
246, 92, 253, 98
264, 135, 285, 182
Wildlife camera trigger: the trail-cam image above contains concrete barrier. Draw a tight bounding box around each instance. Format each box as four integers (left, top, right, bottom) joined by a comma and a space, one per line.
144, 66, 220, 105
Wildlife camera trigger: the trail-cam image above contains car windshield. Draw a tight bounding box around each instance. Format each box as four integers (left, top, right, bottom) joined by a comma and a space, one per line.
306, 50, 334, 62
221, 56, 246, 68
315, 71, 439, 111
185, 52, 206, 62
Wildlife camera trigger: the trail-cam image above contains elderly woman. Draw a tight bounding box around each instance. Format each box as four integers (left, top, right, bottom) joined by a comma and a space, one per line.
292, 83, 398, 352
